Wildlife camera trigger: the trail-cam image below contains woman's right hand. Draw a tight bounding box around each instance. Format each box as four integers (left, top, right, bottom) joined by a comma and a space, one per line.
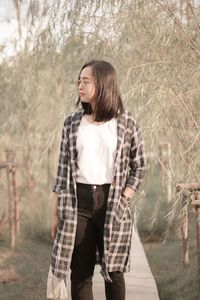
51, 214, 58, 240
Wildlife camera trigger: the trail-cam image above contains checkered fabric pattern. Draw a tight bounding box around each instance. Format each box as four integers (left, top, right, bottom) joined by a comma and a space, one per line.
50, 107, 145, 281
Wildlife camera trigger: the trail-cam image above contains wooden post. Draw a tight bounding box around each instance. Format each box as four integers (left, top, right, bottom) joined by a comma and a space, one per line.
196, 205, 200, 286
181, 191, 189, 266
192, 192, 200, 286
11, 165, 20, 234
6, 163, 15, 249
177, 183, 200, 288
0, 160, 18, 248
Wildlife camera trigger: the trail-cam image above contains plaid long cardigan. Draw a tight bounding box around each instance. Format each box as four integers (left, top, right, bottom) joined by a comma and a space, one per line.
51, 107, 145, 282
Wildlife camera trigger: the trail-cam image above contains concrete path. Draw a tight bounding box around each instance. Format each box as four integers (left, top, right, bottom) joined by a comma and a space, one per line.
93, 224, 160, 300
68, 224, 160, 299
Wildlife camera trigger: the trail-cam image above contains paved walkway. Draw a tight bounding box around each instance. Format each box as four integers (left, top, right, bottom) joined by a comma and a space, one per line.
68, 224, 160, 300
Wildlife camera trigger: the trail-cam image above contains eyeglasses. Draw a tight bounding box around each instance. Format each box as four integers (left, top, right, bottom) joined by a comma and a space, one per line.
75, 79, 94, 87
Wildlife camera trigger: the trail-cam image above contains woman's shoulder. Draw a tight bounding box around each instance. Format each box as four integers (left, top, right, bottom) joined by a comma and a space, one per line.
64, 107, 84, 127
122, 110, 138, 126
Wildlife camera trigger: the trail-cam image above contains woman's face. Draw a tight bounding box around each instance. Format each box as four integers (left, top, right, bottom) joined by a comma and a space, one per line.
78, 66, 95, 103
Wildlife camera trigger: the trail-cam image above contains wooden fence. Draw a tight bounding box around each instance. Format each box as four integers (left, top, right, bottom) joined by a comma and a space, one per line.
0, 160, 19, 249
176, 183, 200, 286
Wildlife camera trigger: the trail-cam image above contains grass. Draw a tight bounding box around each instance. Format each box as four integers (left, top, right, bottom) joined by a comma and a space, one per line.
0, 236, 52, 300
141, 214, 200, 300
0, 177, 200, 300
1, 222, 200, 300
136, 173, 200, 300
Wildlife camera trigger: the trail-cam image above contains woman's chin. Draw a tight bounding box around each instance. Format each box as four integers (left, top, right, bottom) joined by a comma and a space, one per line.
80, 98, 90, 103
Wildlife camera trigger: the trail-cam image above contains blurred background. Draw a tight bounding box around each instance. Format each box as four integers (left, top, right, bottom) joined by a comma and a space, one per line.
0, 0, 200, 299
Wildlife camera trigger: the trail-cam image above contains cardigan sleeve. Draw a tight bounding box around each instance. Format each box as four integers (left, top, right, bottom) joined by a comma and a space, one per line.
53, 116, 71, 193
125, 120, 145, 192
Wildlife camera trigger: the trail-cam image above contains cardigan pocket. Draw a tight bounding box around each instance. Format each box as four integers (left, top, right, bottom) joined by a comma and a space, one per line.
114, 195, 130, 224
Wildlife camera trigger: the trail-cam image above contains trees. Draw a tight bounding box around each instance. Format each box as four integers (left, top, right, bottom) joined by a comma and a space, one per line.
1, 0, 200, 235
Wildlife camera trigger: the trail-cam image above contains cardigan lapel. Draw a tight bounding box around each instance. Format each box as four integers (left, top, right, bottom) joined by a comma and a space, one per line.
113, 112, 127, 175
69, 108, 84, 186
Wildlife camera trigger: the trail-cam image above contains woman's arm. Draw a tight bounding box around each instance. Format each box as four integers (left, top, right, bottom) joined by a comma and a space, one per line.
51, 116, 71, 239
53, 116, 71, 193
124, 121, 145, 199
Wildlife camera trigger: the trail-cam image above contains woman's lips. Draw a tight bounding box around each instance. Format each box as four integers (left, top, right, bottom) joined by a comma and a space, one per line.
79, 93, 85, 97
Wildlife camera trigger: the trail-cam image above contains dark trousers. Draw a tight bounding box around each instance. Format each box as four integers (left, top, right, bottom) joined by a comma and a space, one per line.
70, 182, 125, 300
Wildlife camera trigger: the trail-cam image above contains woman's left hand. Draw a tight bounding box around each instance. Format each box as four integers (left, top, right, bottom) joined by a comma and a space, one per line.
122, 186, 136, 200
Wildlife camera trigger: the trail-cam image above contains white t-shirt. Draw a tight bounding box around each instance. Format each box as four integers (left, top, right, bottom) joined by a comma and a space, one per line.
76, 115, 118, 184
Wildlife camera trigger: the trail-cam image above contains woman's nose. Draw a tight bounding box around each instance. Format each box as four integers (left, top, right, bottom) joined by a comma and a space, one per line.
78, 81, 84, 89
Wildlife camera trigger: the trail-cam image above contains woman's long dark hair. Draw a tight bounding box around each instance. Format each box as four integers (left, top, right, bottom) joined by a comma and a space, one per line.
76, 60, 125, 121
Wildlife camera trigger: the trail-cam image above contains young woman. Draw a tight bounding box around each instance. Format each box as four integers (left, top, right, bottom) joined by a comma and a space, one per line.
47, 60, 145, 300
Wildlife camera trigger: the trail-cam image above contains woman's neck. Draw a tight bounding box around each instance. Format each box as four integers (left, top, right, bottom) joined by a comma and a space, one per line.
84, 114, 106, 125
